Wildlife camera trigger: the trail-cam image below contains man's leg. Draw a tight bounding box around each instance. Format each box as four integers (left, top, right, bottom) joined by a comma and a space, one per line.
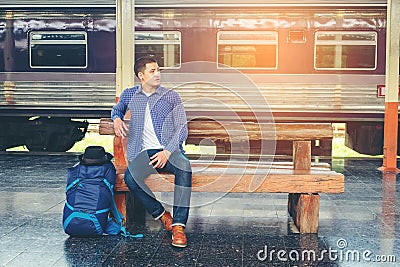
161, 151, 192, 247
162, 151, 192, 226
124, 150, 166, 220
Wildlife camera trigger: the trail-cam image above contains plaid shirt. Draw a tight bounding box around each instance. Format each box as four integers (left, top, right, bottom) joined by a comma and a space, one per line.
111, 85, 188, 161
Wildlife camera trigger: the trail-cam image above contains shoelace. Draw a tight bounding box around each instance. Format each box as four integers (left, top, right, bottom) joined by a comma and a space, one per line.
161, 215, 172, 224
173, 226, 184, 235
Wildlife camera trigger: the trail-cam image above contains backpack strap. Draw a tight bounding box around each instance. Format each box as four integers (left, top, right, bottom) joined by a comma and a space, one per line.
66, 178, 80, 193
102, 176, 143, 239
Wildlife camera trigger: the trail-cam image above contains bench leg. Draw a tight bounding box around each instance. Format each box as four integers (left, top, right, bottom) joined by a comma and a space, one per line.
126, 192, 147, 226
288, 193, 320, 234
114, 192, 127, 225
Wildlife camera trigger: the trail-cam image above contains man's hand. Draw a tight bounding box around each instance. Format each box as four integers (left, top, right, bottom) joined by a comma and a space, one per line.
113, 117, 128, 137
149, 150, 171, 169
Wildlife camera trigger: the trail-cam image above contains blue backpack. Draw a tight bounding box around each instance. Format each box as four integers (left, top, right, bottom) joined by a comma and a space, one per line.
62, 148, 142, 238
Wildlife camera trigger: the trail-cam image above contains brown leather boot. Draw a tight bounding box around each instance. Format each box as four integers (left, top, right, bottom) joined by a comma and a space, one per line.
172, 225, 187, 248
159, 211, 173, 231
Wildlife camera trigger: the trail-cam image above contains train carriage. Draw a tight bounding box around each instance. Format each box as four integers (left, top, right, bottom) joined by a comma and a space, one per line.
0, 0, 396, 154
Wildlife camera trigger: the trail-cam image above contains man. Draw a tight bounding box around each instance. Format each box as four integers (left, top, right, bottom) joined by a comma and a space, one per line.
111, 56, 192, 248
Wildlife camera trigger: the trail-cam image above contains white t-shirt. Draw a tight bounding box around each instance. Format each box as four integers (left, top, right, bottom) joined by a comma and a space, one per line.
141, 92, 164, 151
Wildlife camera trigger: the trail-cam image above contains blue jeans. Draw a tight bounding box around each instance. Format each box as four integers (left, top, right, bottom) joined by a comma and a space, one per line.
124, 149, 192, 226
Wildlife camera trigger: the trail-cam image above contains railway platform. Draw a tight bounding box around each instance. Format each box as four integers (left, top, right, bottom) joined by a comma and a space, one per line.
0, 153, 399, 266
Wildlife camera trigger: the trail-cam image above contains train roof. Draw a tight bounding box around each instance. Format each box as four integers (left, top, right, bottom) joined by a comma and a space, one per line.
0, 0, 387, 8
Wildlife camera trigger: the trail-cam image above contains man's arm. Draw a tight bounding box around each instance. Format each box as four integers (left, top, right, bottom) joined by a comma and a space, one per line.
111, 91, 129, 137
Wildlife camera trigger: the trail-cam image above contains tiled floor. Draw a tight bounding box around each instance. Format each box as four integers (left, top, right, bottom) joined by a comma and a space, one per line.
0, 154, 399, 266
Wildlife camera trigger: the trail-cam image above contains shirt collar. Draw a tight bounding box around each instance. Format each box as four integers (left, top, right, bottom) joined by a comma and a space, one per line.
136, 85, 167, 96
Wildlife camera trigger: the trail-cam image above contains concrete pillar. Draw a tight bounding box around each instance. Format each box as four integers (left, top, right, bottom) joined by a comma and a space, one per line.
115, 0, 135, 99
382, 0, 400, 172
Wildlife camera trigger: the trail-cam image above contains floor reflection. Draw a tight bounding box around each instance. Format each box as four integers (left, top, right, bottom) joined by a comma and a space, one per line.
0, 155, 399, 266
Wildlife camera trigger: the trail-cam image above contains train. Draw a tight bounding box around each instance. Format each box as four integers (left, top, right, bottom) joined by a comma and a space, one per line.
0, 0, 396, 155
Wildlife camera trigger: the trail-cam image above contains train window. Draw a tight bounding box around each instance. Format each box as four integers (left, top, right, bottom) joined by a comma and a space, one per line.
135, 31, 181, 68
314, 31, 377, 70
29, 31, 87, 68
217, 31, 278, 69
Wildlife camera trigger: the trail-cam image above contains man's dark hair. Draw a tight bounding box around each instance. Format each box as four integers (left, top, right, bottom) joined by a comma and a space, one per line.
134, 55, 158, 78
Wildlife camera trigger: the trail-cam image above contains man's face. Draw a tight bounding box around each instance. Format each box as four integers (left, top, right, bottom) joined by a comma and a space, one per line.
139, 62, 161, 88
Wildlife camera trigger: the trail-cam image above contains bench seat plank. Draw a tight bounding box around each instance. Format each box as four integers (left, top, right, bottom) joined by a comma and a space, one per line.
115, 167, 344, 194
115, 160, 331, 171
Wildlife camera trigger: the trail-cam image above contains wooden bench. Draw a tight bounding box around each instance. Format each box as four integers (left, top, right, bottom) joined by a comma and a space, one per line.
99, 118, 344, 234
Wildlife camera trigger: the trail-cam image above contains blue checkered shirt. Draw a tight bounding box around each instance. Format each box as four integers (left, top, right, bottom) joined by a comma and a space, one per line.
111, 85, 188, 161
